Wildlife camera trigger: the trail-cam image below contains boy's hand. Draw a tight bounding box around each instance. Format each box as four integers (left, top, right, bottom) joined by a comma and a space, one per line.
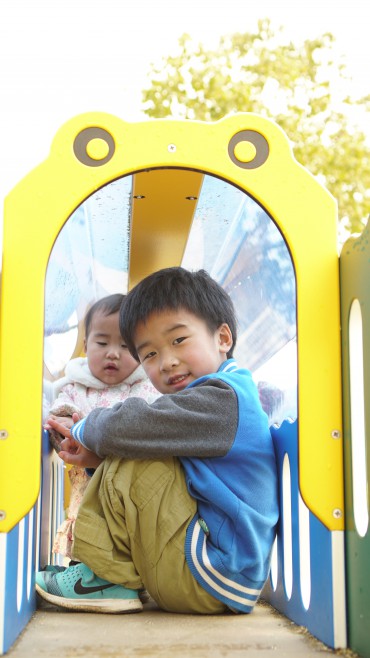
47, 417, 103, 469
59, 437, 103, 469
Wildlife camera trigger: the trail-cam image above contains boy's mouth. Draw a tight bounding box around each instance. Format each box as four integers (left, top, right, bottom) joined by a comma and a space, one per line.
105, 364, 119, 371
167, 374, 189, 387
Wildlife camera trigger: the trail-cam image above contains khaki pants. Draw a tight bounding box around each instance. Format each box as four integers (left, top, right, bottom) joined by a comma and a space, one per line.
73, 456, 227, 614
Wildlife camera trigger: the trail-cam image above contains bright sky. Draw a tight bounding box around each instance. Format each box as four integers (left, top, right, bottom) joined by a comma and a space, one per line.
0, 0, 369, 209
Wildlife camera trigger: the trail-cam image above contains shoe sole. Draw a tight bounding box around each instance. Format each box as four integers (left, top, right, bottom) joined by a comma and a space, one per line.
36, 584, 143, 613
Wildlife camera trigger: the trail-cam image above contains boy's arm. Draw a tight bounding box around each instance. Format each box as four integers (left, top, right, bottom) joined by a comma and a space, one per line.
75, 379, 239, 460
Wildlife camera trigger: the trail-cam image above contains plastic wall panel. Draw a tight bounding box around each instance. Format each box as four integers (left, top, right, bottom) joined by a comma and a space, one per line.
0, 113, 343, 534
0, 511, 36, 654
340, 223, 370, 658
263, 420, 346, 649
0, 431, 64, 655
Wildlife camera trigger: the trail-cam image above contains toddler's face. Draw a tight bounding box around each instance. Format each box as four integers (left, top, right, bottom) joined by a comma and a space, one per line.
133, 308, 232, 394
85, 311, 137, 385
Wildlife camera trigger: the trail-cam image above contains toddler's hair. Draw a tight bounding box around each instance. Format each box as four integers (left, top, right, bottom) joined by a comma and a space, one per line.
120, 267, 236, 360
84, 293, 125, 339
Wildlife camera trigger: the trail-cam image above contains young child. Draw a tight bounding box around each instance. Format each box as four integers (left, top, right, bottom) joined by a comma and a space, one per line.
37, 267, 279, 615
45, 293, 160, 560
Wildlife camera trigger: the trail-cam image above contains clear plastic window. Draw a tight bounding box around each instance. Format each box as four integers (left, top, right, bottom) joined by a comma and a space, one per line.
44, 171, 297, 425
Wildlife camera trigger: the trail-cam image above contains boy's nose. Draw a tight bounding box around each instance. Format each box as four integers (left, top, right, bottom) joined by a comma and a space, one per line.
160, 352, 178, 371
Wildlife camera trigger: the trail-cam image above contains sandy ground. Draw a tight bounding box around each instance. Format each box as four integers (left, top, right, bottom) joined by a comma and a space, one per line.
6, 598, 360, 658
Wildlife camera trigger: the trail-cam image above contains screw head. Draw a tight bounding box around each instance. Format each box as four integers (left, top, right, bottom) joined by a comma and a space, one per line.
333, 508, 342, 519
0, 430, 8, 439
0, 510, 6, 521
168, 143, 177, 153
331, 430, 341, 439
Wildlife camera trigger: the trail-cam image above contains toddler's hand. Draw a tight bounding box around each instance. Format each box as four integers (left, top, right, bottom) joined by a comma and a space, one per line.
47, 416, 103, 469
44, 414, 74, 430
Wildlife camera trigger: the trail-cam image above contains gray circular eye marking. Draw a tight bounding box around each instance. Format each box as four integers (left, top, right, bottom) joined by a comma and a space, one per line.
228, 130, 269, 169
73, 127, 115, 167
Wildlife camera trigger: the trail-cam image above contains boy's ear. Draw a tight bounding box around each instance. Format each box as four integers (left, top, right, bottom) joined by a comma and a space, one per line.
218, 323, 233, 353
83, 337, 87, 353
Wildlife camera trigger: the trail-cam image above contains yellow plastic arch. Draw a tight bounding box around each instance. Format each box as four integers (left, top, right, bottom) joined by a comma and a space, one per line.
0, 112, 343, 532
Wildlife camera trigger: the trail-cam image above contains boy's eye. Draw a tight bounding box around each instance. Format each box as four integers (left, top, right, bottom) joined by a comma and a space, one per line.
97, 341, 107, 346
142, 351, 156, 361
173, 336, 186, 345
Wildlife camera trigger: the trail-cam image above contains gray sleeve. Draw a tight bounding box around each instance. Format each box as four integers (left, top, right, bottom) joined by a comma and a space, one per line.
82, 378, 238, 459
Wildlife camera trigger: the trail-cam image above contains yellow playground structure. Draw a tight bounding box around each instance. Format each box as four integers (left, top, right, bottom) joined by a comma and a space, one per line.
0, 112, 369, 656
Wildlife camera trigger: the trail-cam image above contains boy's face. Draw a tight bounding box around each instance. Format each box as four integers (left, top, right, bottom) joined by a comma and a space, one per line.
134, 308, 233, 394
84, 311, 137, 386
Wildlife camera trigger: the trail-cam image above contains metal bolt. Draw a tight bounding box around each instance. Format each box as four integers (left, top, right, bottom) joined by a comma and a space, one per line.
333, 508, 342, 519
0, 511, 6, 521
168, 144, 177, 153
0, 430, 8, 439
185, 196, 198, 201
133, 195, 145, 199
331, 430, 341, 439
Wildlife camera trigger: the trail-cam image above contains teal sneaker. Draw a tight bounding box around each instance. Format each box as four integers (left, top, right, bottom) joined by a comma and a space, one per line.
36, 562, 143, 613
39, 563, 150, 603
40, 560, 80, 574
41, 564, 66, 574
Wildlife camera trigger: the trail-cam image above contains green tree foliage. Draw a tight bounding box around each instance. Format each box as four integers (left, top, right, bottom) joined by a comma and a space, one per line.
142, 20, 370, 235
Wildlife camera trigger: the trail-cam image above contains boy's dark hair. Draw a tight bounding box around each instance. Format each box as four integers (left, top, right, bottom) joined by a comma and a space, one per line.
120, 267, 237, 360
84, 293, 125, 338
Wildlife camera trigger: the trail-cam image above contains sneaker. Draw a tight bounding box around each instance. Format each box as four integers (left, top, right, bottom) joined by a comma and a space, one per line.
40, 560, 80, 574
41, 564, 66, 574
39, 564, 151, 604
36, 562, 143, 613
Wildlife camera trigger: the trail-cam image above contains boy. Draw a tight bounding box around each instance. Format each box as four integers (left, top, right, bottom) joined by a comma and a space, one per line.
37, 267, 278, 615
